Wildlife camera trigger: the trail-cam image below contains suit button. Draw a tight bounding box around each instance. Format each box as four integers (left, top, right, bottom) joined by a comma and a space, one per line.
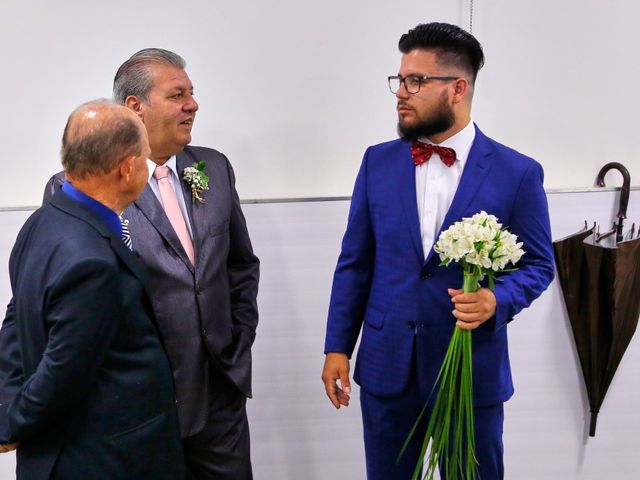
406, 321, 416, 329
194, 283, 201, 294
420, 272, 430, 279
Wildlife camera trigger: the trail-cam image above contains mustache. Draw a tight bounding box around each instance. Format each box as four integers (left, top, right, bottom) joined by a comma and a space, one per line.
396, 102, 414, 111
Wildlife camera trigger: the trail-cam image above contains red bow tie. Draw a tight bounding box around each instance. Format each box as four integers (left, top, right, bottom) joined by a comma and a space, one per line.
411, 142, 457, 167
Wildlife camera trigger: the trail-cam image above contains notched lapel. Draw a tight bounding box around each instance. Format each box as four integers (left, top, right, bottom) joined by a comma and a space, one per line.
110, 238, 162, 331
51, 193, 160, 315
110, 238, 151, 294
395, 142, 424, 261
424, 129, 493, 265
133, 185, 195, 273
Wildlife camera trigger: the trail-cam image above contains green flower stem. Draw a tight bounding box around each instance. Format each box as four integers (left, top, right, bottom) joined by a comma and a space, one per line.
463, 270, 481, 293
405, 267, 480, 480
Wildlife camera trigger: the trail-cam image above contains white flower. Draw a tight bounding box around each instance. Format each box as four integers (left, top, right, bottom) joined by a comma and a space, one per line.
182, 161, 209, 204
434, 211, 525, 278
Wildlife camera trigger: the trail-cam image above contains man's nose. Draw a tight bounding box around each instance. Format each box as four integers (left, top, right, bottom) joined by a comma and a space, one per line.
395, 81, 409, 100
185, 95, 199, 112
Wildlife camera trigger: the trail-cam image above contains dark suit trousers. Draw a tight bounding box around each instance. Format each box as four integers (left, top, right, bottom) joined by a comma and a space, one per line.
360, 358, 504, 480
183, 366, 252, 480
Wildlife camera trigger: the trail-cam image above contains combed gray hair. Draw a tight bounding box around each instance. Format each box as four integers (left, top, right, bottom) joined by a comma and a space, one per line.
61, 99, 144, 179
113, 48, 186, 104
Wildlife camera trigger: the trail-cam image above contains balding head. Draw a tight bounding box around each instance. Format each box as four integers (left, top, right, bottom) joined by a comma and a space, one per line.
61, 100, 146, 179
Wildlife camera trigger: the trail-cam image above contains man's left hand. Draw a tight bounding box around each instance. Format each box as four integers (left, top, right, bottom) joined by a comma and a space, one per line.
448, 287, 496, 330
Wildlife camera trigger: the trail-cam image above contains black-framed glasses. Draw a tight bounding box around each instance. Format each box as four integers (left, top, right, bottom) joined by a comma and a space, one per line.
388, 75, 458, 94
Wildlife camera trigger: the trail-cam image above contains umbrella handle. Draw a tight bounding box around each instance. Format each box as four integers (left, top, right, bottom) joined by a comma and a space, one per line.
596, 162, 630, 242
596, 162, 631, 221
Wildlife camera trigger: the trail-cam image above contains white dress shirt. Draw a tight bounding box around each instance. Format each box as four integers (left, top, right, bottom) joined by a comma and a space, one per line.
416, 120, 476, 258
147, 157, 194, 238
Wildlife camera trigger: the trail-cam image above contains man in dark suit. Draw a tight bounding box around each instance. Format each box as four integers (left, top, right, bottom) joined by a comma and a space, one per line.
0, 101, 184, 479
321, 23, 555, 479
45, 49, 260, 479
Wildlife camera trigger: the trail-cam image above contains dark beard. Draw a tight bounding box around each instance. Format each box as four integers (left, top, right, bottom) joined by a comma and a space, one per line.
397, 101, 455, 141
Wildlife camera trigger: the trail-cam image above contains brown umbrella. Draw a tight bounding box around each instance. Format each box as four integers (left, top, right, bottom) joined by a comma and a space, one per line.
553, 162, 640, 436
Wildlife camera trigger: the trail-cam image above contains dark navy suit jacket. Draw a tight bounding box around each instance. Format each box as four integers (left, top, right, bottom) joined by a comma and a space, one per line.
325, 126, 555, 406
0, 191, 184, 479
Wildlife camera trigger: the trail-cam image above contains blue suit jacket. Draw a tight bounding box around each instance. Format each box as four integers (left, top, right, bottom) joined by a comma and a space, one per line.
324, 126, 554, 406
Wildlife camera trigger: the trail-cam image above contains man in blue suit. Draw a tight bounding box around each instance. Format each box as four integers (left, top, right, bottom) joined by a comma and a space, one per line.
0, 101, 184, 479
321, 23, 554, 479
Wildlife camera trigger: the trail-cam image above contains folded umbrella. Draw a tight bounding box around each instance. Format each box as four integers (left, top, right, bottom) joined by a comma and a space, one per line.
553, 162, 640, 436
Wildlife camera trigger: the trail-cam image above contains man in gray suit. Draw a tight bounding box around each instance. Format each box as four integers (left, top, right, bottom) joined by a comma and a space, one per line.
44, 49, 259, 479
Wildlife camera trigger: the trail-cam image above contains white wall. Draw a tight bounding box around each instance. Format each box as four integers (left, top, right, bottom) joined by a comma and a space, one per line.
0, 0, 638, 208
1, 0, 640, 477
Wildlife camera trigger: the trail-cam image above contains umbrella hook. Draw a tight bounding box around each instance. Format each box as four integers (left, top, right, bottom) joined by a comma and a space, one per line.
595, 222, 617, 243
595, 162, 631, 243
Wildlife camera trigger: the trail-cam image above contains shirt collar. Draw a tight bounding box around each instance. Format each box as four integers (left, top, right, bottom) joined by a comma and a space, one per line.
61, 181, 122, 237
147, 155, 178, 182
419, 119, 476, 167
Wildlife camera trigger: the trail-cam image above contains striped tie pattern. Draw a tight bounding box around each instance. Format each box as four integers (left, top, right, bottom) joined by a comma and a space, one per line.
120, 215, 132, 250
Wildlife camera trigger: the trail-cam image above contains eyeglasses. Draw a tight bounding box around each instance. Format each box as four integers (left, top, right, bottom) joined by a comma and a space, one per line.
388, 75, 458, 94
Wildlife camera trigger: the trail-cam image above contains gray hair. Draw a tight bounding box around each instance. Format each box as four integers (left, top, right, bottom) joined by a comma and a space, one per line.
113, 48, 186, 104
61, 100, 144, 179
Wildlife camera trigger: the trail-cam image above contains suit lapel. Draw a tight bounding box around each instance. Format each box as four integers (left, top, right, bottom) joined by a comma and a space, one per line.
133, 184, 195, 273
109, 237, 154, 299
176, 148, 204, 264
50, 193, 157, 305
395, 141, 425, 260
424, 125, 494, 265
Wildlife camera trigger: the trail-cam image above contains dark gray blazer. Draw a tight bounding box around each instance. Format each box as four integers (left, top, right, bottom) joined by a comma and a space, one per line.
44, 145, 259, 436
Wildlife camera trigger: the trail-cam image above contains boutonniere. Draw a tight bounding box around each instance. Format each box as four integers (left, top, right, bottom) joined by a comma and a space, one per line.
182, 161, 209, 204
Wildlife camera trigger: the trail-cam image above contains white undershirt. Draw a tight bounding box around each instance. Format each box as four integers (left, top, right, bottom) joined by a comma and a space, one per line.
147, 157, 194, 237
416, 120, 475, 258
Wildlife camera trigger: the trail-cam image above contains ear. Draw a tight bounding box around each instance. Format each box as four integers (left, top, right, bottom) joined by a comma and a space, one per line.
452, 78, 470, 103
118, 155, 136, 183
124, 95, 145, 119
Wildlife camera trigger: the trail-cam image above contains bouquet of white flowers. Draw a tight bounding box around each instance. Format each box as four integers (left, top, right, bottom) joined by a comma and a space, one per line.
401, 211, 524, 480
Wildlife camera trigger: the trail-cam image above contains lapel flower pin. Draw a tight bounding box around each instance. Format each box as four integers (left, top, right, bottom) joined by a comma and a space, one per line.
182, 160, 209, 204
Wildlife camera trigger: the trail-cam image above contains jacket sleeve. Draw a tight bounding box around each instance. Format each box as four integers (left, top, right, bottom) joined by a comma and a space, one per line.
225, 158, 260, 343
492, 161, 555, 328
1, 259, 121, 443
0, 299, 23, 444
324, 149, 376, 357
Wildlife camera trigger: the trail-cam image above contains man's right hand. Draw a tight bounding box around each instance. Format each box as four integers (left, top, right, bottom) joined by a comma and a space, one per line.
321, 352, 351, 409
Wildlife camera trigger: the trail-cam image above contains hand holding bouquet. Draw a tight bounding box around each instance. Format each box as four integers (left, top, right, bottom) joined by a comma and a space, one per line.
402, 211, 524, 480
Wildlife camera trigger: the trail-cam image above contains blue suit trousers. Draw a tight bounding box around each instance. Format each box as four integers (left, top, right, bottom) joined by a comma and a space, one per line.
360, 357, 505, 480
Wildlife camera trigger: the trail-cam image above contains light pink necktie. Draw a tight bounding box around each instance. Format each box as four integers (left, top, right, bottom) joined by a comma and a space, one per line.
153, 165, 195, 266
